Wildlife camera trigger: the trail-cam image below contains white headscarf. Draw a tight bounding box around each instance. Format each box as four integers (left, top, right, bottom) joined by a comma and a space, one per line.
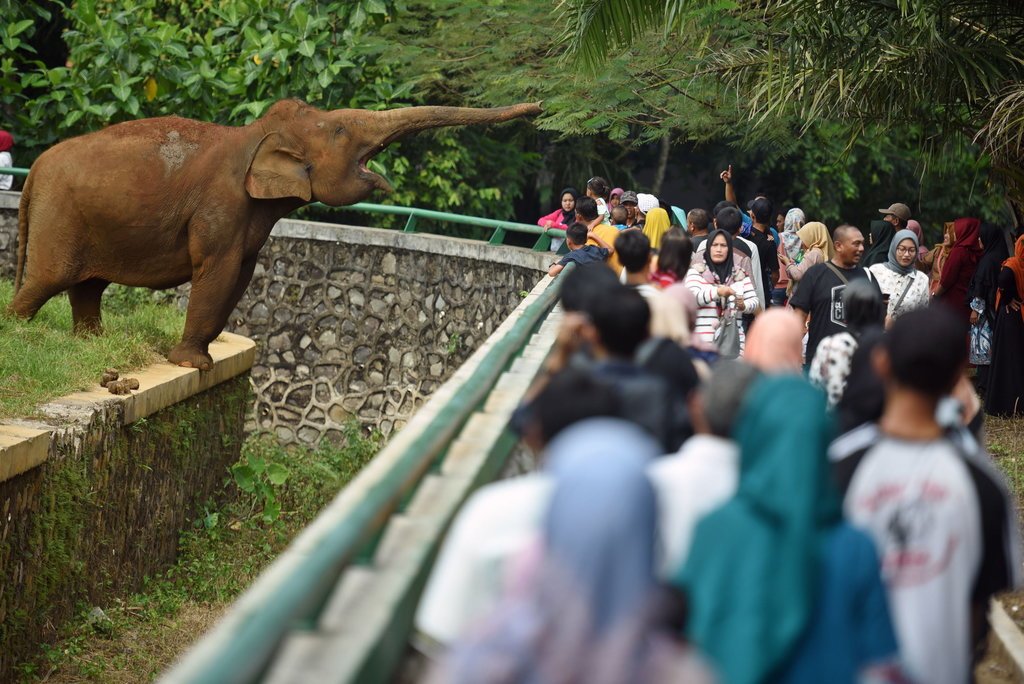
636, 193, 659, 215
782, 208, 805, 262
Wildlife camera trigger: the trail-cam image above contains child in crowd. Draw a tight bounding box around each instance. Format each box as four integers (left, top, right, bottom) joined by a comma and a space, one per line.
548, 222, 614, 277
610, 205, 629, 230
585, 176, 612, 222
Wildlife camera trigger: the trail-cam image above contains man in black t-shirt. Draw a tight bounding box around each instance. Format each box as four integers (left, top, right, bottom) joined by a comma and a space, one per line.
789, 224, 879, 364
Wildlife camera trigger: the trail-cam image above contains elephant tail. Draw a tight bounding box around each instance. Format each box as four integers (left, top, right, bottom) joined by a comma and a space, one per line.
13, 172, 29, 293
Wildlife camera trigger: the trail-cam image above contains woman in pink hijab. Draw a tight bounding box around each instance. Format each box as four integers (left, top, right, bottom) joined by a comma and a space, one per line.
743, 309, 806, 373
905, 219, 928, 262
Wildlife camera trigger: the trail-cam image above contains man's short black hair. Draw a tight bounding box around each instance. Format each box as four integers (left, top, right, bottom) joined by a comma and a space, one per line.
712, 200, 739, 218
589, 286, 651, 358
715, 206, 743, 235
559, 263, 620, 314
615, 229, 651, 274
528, 369, 621, 446
687, 208, 710, 232
565, 222, 588, 247
843, 279, 885, 332
885, 307, 968, 397
575, 196, 599, 221
750, 197, 774, 224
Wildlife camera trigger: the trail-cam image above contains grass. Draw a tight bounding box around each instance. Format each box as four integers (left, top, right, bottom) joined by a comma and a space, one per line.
18, 424, 381, 683
0, 280, 186, 420
986, 416, 1024, 508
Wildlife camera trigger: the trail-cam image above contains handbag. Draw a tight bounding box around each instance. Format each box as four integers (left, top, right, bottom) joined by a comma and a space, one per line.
714, 298, 742, 359
970, 317, 993, 365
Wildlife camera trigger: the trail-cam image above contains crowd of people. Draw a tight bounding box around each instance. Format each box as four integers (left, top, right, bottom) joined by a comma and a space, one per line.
411, 170, 1024, 683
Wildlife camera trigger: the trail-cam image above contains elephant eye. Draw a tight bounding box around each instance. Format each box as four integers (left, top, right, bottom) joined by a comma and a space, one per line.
334, 126, 344, 137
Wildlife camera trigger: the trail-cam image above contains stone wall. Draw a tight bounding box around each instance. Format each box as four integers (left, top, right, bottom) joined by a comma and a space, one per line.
0, 375, 251, 681
0, 192, 18, 281
219, 220, 548, 443
0, 192, 550, 444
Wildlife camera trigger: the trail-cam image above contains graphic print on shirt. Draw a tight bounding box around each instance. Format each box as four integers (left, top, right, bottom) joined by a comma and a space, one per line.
856, 479, 959, 587
830, 284, 848, 327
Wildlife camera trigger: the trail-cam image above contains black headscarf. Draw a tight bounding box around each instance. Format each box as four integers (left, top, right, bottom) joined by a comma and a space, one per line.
559, 187, 579, 226
968, 222, 1010, 323
703, 229, 735, 284
863, 219, 896, 267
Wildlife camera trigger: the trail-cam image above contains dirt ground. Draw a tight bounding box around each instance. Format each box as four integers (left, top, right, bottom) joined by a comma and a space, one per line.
37, 603, 227, 683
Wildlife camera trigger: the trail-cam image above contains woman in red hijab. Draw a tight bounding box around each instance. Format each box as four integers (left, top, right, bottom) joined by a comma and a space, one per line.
934, 217, 982, 320
0, 130, 13, 191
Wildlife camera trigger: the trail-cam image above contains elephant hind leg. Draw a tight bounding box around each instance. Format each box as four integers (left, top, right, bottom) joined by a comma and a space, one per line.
8, 277, 69, 321
68, 279, 110, 334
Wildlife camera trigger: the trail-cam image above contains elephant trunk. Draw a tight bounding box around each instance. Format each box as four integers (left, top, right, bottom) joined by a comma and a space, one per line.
363, 103, 542, 147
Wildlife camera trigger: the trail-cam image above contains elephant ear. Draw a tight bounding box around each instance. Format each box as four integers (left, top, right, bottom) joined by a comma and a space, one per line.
245, 133, 312, 201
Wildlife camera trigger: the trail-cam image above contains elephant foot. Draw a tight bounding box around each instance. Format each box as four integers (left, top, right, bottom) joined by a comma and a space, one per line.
73, 319, 103, 336
168, 343, 213, 371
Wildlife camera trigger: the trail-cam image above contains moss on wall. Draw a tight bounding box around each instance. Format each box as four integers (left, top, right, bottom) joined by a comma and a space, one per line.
0, 375, 251, 681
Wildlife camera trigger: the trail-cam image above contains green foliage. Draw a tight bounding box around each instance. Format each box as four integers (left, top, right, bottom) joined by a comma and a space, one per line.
230, 440, 291, 523
3, 0, 1016, 229
12, 0, 399, 149
0, 280, 186, 420
445, 331, 462, 356
4, 0, 538, 221
388, 0, 1011, 227
555, 0, 1024, 207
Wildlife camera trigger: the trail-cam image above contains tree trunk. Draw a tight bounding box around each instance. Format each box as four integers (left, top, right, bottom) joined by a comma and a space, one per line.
652, 133, 672, 196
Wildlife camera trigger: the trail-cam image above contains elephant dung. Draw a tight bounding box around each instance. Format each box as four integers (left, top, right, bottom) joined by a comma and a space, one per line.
106, 379, 138, 395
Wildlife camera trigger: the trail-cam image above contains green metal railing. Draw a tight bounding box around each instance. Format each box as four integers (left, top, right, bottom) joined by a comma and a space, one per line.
0, 167, 566, 251
163, 264, 569, 684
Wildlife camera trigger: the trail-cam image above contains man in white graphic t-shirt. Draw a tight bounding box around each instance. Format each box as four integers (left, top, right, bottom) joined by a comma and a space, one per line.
831, 308, 1021, 684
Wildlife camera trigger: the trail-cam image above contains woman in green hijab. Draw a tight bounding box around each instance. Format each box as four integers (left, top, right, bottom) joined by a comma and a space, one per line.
675, 374, 902, 684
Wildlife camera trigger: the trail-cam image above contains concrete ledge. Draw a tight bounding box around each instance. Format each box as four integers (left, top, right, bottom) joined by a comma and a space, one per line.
0, 424, 49, 481
985, 598, 1024, 681
271, 218, 552, 272
0, 332, 256, 484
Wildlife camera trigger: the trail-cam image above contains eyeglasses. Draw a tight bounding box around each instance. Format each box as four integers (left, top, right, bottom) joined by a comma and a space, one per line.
895, 246, 917, 255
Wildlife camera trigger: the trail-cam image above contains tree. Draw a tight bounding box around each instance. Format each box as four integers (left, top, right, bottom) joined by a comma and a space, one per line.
0, 0, 543, 220
558, 0, 1024, 213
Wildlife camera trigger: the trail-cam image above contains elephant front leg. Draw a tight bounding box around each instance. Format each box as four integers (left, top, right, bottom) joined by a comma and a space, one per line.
169, 255, 245, 371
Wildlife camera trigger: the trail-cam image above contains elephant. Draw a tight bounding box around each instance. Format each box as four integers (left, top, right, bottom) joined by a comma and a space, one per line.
7, 99, 541, 370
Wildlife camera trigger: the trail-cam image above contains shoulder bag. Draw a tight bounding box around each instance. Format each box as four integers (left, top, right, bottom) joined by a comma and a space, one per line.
714, 297, 742, 359
892, 274, 915, 314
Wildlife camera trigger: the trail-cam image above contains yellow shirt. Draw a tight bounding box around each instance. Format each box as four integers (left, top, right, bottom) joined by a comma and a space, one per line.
587, 222, 624, 275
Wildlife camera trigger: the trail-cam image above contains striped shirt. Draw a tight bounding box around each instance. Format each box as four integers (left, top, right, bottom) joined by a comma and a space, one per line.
684, 261, 760, 351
